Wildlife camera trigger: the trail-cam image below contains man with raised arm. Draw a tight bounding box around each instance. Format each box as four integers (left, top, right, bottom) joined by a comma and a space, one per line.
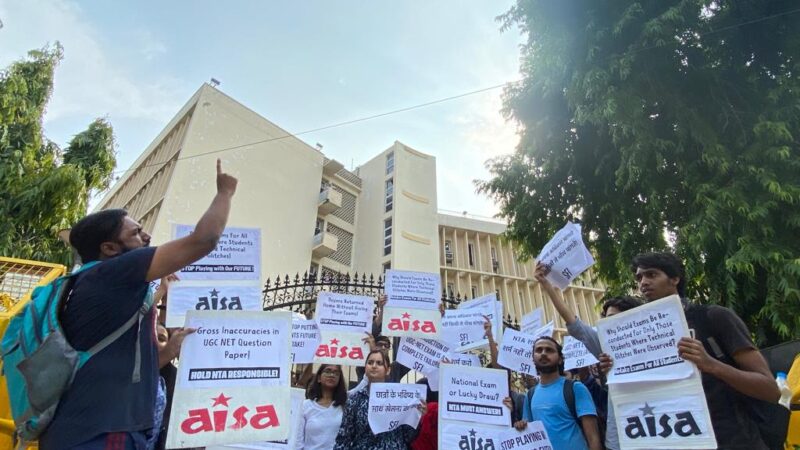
41, 159, 237, 450
535, 260, 641, 450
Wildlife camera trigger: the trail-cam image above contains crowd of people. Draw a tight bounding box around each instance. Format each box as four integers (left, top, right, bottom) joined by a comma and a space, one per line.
34, 160, 784, 450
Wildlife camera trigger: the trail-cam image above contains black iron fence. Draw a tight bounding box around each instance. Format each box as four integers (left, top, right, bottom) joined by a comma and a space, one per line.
261, 270, 520, 330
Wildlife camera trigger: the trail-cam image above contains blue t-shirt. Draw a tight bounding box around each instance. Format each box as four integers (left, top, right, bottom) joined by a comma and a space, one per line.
40, 247, 158, 450
522, 377, 597, 450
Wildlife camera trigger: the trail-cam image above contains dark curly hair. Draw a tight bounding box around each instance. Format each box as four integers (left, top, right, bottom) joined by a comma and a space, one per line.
601, 295, 643, 317
533, 336, 565, 375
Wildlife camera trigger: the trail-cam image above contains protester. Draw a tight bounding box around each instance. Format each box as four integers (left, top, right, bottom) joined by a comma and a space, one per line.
535, 260, 640, 450
334, 350, 426, 450
40, 159, 237, 450
627, 252, 779, 449
514, 336, 602, 450
485, 315, 525, 422
296, 364, 347, 450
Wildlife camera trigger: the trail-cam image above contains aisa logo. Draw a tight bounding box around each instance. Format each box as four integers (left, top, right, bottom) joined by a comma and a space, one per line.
315, 338, 364, 360
388, 312, 437, 333
624, 402, 702, 439
180, 393, 279, 434
459, 428, 496, 450
196, 289, 243, 310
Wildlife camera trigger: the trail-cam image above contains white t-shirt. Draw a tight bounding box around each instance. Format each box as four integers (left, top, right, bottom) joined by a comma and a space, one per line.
296, 398, 344, 450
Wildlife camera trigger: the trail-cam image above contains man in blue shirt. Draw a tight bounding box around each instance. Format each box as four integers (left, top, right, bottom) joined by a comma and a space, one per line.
513, 336, 602, 450
40, 159, 238, 450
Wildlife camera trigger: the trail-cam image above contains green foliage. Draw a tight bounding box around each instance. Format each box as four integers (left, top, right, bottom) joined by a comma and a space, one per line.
481, 1, 800, 345
0, 44, 116, 264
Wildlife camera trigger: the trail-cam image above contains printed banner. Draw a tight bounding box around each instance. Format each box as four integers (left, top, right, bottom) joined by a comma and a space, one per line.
535, 222, 594, 290
382, 306, 441, 339
384, 269, 441, 310
520, 308, 544, 335
291, 318, 320, 364
563, 335, 600, 371
396, 337, 451, 374
530, 321, 554, 340
368, 383, 426, 434
439, 421, 507, 450
439, 365, 511, 426
208, 387, 304, 450
611, 375, 716, 449
166, 310, 292, 448
175, 225, 261, 281
166, 284, 262, 328
497, 421, 554, 450
598, 295, 693, 384
441, 301, 495, 352
497, 328, 537, 377
315, 292, 373, 333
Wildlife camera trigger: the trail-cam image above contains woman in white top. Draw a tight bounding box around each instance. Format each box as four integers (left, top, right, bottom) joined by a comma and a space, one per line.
296, 364, 347, 450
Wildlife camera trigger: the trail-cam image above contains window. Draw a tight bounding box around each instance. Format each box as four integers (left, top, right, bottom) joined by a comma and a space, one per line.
383, 262, 391, 273
383, 218, 392, 256
447, 283, 455, 298
468, 243, 475, 267
314, 218, 323, 235
491, 247, 498, 273
444, 240, 453, 264
385, 178, 393, 212
386, 151, 394, 175
471, 285, 478, 299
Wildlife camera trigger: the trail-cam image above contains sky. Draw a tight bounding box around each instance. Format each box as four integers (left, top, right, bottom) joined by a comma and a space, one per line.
0, 0, 524, 218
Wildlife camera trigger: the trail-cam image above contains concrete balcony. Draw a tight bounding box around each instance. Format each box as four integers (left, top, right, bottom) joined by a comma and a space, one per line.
322, 158, 344, 176
312, 231, 338, 258
317, 188, 342, 216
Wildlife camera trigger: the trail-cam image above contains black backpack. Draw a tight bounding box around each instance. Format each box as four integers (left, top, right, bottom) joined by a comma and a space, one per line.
685, 304, 790, 450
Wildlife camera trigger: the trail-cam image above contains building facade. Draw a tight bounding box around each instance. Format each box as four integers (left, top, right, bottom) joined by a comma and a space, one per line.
96, 84, 605, 331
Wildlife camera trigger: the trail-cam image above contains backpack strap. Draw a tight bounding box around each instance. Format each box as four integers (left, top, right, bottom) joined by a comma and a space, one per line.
564, 378, 578, 421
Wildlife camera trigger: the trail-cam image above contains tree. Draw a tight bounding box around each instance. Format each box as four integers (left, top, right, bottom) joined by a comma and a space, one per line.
480, 1, 800, 346
0, 44, 116, 265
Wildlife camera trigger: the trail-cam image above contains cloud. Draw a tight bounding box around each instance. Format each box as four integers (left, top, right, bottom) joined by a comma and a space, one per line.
0, 0, 184, 125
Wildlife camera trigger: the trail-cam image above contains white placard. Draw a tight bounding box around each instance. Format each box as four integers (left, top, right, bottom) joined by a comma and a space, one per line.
563, 335, 600, 371
439, 365, 511, 426
385, 269, 441, 310
530, 321, 554, 339
166, 310, 291, 448
208, 388, 305, 450
497, 328, 537, 376
611, 375, 716, 449
439, 421, 506, 450
166, 284, 262, 328
368, 383, 426, 434
520, 308, 544, 335
535, 222, 594, 290
598, 295, 693, 384
459, 294, 503, 342
382, 306, 441, 339
315, 292, 373, 333
291, 319, 320, 364
441, 302, 495, 352
396, 337, 451, 374
497, 421, 554, 450
175, 225, 261, 281
314, 331, 369, 366
177, 311, 291, 389
427, 352, 481, 391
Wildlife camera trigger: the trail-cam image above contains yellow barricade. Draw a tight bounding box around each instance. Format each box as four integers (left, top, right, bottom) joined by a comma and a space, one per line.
0, 257, 66, 450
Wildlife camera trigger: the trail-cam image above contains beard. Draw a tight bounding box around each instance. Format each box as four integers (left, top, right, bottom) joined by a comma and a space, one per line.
535, 361, 559, 374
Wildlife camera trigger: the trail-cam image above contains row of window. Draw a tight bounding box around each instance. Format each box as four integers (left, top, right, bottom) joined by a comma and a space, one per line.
444, 240, 500, 272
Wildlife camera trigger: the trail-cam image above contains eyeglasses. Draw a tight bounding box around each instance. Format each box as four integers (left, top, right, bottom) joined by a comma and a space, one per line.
321, 368, 340, 377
